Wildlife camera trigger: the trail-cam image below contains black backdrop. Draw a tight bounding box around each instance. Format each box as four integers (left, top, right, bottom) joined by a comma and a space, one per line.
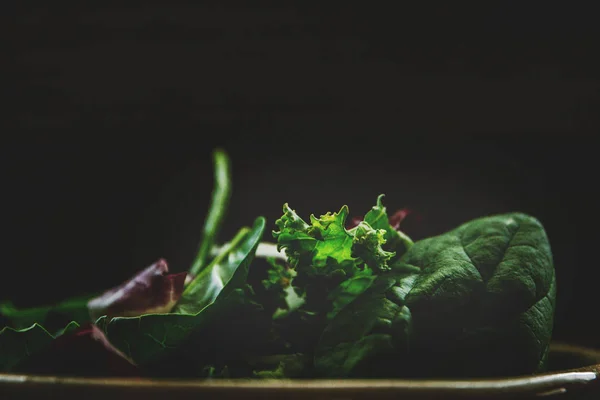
2, 4, 599, 349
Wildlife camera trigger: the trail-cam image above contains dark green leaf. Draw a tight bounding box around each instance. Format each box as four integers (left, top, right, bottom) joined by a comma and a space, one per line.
397, 212, 556, 377
102, 217, 265, 365
327, 267, 376, 320
0, 295, 93, 331
261, 257, 298, 315
175, 218, 264, 315
0, 321, 80, 372
363, 194, 414, 259
315, 273, 416, 378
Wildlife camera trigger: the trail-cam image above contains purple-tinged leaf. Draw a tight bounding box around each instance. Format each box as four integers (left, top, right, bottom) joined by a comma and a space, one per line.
389, 208, 412, 230
87, 259, 186, 321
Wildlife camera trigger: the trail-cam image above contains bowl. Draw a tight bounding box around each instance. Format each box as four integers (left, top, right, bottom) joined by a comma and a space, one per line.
1, 342, 598, 399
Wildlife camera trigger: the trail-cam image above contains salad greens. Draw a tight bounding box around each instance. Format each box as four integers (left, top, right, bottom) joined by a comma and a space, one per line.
0, 149, 556, 379
0, 322, 80, 372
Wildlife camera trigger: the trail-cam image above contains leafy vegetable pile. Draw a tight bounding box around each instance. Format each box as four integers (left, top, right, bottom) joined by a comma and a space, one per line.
0, 149, 556, 379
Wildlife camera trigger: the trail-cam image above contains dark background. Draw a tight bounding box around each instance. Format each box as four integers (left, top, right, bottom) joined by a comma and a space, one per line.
2, 4, 598, 348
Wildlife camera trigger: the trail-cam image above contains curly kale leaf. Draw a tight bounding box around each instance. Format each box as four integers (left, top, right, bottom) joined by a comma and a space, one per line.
273, 202, 395, 276
363, 194, 414, 260
350, 221, 395, 273
271, 198, 411, 358
260, 257, 305, 319
273, 204, 356, 274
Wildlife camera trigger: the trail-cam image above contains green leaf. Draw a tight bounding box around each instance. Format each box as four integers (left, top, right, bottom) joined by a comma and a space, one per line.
0, 321, 80, 372
262, 257, 294, 293
274, 204, 376, 277
327, 266, 376, 320
272, 202, 404, 324
274, 203, 358, 273
351, 221, 395, 272
189, 148, 232, 277
175, 225, 257, 315
0, 294, 94, 331
363, 194, 413, 259
261, 257, 298, 314
397, 212, 556, 377
315, 273, 416, 378
54, 321, 81, 338
308, 206, 356, 268
272, 203, 317, 268
103, 217, 266, 365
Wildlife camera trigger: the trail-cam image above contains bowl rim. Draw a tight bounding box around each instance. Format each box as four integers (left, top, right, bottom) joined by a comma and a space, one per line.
0, 342, 598, 398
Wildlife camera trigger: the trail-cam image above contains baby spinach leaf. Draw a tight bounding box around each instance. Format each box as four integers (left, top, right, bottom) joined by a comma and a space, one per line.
397, 212, 556, 377
102, 217, 265, 365
13, 323, 138, 377
315, 272, 417, 377
174, 225, 256, 315
0, 321, 80, 372
0, 295, 93, 331
326, 267, 376, 320
315, 212, 555, 378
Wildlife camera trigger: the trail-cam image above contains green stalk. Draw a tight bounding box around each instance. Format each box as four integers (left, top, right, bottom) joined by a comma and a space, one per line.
188, 148, 232, 277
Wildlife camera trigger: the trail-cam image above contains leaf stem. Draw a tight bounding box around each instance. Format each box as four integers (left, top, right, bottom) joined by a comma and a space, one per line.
397, 230, 414, 249
188, 148, 232, 277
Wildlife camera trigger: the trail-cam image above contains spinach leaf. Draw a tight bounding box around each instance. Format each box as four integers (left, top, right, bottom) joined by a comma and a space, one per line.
175, 226, 254, 315
315, 273, 417, 378
0, 295, 93, 332
12, 323, 139, 377
397, 212, 556, 377
0, 321, 80, 372
315, 213, 555, 378
326, 267, 376, 320
101, 217, 265, 365
188, 148, 232, 276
